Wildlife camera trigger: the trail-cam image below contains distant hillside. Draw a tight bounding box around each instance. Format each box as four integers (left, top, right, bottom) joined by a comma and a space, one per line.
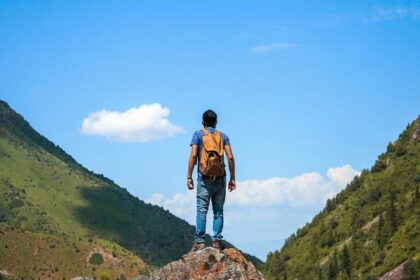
0, 100, 195, 278
262, 117, 420, 279
0, 223, 147, 279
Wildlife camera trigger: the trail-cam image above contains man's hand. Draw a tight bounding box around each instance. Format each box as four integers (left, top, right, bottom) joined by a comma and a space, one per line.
187, 145, 198, 191
225, 146, 235, 192
228, 178, 236, 192
187, 178, 194, 190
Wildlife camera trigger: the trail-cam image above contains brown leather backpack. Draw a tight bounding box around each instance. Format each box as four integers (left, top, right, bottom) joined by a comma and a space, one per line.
199, 128, 225, 179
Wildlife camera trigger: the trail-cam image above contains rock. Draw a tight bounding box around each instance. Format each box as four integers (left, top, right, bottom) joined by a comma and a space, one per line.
412, 123, 420, 142
132, 247, 265, 280
378, 261, 406, 280
0, 269, 14, 279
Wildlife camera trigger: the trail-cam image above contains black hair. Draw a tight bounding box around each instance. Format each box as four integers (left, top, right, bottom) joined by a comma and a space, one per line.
202, 109, 217, 128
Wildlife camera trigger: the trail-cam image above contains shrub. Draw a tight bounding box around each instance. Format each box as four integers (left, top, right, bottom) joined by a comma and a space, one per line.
98, 271, 111, 280
387, 142, 396, 152
402, 259, 420, 280
371, 159, 387, 173
89, 253, 104, 265
396, 146, 407, 157
325, 198, 336, 212
9, 199, 25, 208
369, 188, 382, 201
375, 252, 386, 266
139, 266, 151, 276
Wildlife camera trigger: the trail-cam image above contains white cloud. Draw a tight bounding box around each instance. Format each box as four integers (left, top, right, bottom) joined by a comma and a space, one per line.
327, 164, 360, 187
145, 165, 360, 259
146, 193, 165, 205
146, 164, 359, 221
367, 6, 420, 22
231, 172, 329, 207
80, 103, 184, 142
145, 190, 196, 224
252, 43, 298, 53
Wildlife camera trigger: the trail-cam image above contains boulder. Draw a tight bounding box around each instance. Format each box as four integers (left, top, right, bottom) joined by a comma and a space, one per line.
133, 247, 265, 280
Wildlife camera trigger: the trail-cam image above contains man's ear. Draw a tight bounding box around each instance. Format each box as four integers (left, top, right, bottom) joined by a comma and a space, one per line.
202, 120, 205, 126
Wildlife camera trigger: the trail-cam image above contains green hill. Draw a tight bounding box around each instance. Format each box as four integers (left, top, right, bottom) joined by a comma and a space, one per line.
263, 117, 420, 280
0, 100, 196, 278
0, 223, 147, 279
0, 99, 261, 278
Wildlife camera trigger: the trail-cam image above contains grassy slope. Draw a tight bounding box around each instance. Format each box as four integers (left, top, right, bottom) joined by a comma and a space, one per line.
263, 117, 420, 279
0, 223, 147, 279
0, 100, 262, 277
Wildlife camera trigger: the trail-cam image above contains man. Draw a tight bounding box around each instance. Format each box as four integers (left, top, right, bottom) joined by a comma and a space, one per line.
187, 109, 236, 251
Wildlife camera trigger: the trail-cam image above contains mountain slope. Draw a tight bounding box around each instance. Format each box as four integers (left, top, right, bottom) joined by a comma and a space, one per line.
0, 100, 199, 277
0, 100, 261, 278
262, 117, 420, 279
0, 223, 146, 279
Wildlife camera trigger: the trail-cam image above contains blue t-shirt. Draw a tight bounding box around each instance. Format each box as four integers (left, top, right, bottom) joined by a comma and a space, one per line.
190, 127, 230, 181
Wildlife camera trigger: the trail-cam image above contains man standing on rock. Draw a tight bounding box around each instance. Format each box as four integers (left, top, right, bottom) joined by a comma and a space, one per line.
187, 109, 236, 251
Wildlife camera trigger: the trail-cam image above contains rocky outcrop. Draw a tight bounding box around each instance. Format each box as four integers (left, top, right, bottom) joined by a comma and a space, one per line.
0, 269, 14, 279
412, 122, 420, 142
133, 247, 265, 280
378, 262, 406, 280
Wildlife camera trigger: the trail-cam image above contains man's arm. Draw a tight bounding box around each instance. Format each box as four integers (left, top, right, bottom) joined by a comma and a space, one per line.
224, 145, 236, 191
187, 144, 198, 190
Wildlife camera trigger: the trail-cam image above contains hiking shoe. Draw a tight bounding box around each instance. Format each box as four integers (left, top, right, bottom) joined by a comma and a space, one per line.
212, 240, 225, 250
190, 242, 205, 252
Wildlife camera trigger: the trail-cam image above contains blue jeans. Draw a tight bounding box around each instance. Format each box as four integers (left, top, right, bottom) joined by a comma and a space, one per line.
195, 177, 226, 243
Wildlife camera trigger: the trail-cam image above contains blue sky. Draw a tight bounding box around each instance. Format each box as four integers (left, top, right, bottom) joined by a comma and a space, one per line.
1, 1, 419, 260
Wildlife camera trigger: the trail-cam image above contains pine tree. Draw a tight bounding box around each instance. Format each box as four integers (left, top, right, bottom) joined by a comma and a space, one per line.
387, 192, 398, 233
328, 251, 338, 280
282, 270, 288, 280
319, 220, 326, 235
322, 229, 335, 248
327, 263, 336, 280
350, 209, 360, 231
377, 214, 386, 248
341, 245, 351, 276
310, 233, 320, 261
318, 267, 323, 280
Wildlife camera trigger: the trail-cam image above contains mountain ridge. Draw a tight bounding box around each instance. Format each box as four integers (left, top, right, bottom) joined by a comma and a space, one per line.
0, 100, 115, 185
